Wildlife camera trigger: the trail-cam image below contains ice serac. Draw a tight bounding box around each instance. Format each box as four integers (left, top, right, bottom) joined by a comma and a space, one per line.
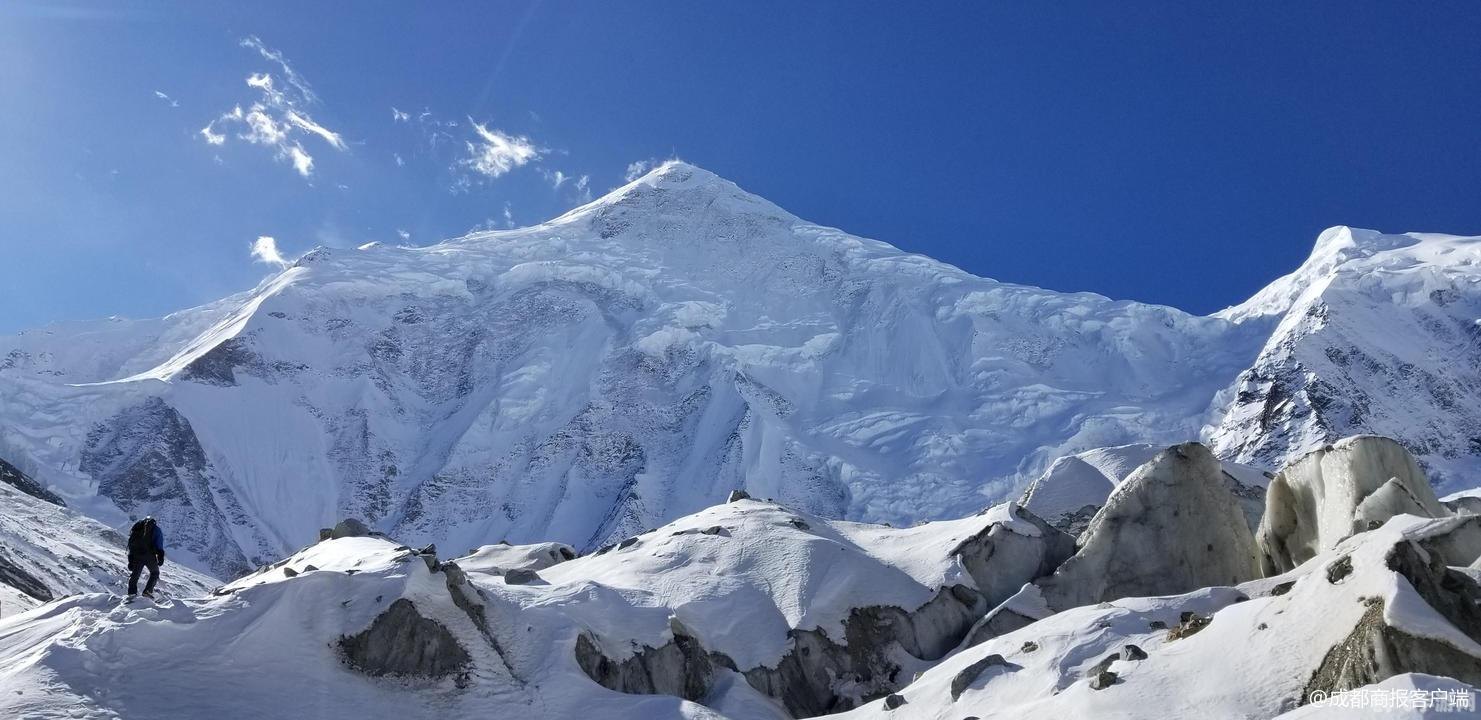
1208, 227, 1481, 495
1035, 442, 1260, 611
1019, 442, 1270, 537
832, 515, 1481, 720
1257, 435, 1451, 574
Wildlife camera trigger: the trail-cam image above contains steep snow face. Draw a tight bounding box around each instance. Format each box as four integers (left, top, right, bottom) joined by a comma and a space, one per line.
1207, 227, 1481, 493
0, 162, 1260, 576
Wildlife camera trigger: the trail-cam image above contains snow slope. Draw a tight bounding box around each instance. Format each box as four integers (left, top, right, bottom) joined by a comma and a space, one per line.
0, 498, 1062, 720
0, 481, 218, 619
1, 163, 1478, 579
0, 494, 1475, 720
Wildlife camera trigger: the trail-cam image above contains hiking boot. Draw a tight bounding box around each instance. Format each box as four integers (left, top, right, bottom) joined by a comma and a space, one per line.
142, 591, 155, 599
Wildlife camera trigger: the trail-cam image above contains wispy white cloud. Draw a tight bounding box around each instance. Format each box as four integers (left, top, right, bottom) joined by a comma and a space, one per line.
459, 121, 542, 180
503, 202, 514, 228
200, 37, 345, 179
153, 90, 179, 108
538, 169, 592, 204
396, 229, 411, 241
391, 107, 410, 122
541, 168, 572, 189
241, 35, 318, 104
250, 236, 289, 267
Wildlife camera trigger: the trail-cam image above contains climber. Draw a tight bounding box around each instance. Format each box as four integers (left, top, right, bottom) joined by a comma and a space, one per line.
126, 516, 166, 599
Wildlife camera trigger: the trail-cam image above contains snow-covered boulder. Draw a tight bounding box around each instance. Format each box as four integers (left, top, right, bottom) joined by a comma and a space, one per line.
1257, 435, 1450, 574
1035, 442, 1260, 611
452, 541, 577, 576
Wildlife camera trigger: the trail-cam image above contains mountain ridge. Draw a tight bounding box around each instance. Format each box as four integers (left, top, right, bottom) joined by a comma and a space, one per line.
1, 161, 1477, 579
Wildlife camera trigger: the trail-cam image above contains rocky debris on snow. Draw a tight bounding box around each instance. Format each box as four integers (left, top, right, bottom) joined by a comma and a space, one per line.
1166, 611, 1212, 641
727, 489, 751, 503
1035, 443, 1260, 611
1090, 669, 1118, 690
1257, 436, 1449, 575
881, 694, 906, 709
338, 598, 471, 679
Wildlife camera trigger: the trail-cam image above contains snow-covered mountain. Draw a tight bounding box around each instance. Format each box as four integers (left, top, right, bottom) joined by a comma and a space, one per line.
1, 162, 1478, 579
1206, 226, 1481, 488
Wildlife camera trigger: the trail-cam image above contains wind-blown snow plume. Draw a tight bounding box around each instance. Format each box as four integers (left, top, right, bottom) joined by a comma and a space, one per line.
249, 236, 289, 267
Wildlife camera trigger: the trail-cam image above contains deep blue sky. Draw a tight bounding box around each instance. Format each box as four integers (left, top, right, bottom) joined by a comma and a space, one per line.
3, 2, 1480, 334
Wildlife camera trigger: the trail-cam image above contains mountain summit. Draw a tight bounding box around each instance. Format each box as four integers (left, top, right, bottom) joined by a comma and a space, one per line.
2, 164, 1478, 578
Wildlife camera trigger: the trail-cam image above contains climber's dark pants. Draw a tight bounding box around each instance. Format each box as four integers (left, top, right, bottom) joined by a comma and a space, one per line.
128, 555, 159, 595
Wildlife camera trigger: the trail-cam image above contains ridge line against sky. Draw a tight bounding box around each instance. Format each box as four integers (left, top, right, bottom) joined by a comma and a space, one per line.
1, 1, 1479, 334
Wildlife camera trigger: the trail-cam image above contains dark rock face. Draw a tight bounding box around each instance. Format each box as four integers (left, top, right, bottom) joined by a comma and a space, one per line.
80, 397, 268, 579
739, 585, 990, 717
0, 548, 53, 601
1302, 538, 1481, 703
503, 568, 540, 585
0, 457, 64, 506
574, 624, 718, 702
338, 598, 471, 679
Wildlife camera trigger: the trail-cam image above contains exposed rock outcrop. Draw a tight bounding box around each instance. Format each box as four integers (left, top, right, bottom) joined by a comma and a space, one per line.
1257, 436, 1449, 575
331, 518, 371, 539
338, 598, 471, 680
0, 457, 64, 506
574, 619, 719, 701
1035, 443, 1260, 611
1302, 535, 1481, 702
